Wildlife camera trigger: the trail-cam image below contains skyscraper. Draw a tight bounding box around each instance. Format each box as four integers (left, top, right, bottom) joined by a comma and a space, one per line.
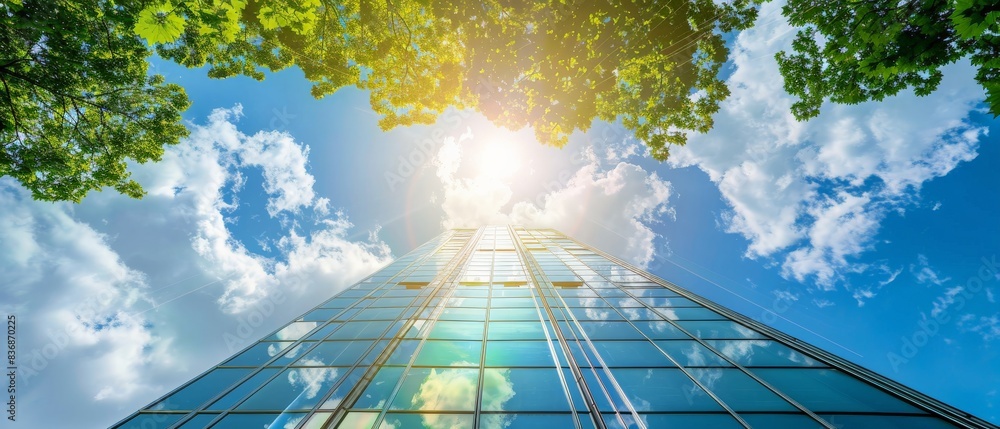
112, 226, 996, 429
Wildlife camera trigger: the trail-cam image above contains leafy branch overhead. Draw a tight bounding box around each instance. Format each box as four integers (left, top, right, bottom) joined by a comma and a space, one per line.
3, 0, 999, 203
777, 0, 1000, 119
135, 0, 762, 161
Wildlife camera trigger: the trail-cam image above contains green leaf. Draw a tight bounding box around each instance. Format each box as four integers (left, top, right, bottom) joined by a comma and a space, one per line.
135, 3, 186, 45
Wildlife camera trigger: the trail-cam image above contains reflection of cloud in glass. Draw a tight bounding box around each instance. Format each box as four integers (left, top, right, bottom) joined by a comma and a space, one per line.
732, 324, 757, 338
281, 415, 303, 429
269, 342, 302, 359
275, 322, 319, 340
717, 339, 769, 363
289, 365, 339, 401
658, 308, 678, 320
682, 343, 707, 366
408, 363, 514, 429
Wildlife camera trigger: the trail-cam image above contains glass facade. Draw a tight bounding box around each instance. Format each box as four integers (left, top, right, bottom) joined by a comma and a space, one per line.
113, 226, 996, 429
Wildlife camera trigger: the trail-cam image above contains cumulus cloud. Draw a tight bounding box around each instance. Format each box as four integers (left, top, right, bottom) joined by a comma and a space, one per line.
669, 0, 986, 294
434, 132, 673, 267
1, 106, 395, 427
135, 106, 393, 312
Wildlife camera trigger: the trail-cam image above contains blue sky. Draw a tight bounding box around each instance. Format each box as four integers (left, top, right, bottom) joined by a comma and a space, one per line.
1, 2, 998, 427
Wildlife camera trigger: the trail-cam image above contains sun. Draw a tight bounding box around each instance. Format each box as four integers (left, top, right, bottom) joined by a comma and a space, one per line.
475, 139, 521, 179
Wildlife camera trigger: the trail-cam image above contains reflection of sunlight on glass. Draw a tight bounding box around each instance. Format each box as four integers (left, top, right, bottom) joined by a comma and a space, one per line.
476, 139, 521, 179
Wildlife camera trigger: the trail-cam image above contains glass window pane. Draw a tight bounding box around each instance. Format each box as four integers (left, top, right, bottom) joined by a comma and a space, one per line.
440, 308, 486, 321
429, 321, 484, 340
479, 414, 576, 429
482, 368, 572, 412
688, 368, 796, 411
175, 414, 219, 429
382, 413, 474, 429
707, 340, 825, 367
489, 308, 540, 321
327, 321, 392, 340
152, 368, 251, 410
296, 341, 372, 366
658, 307, 726, 320
753, 368, 924, 413
237, 367, 343, 410
740, 414, 826, 428
676, 321, 766, 339
115, 413, 184, 429
655, 340, 732, 367
338, 412, 379, 429
577, 321, 644, 340
390, 368, 479, 411
221, 342, 295, 367
815, 415, 963, 429
488, 322, 547, 340
301, 308, 340, 322
591, 341, 675, 367
386, 340, 420, 365
208, 413, 307, 429
634, 320, 690, 340
414, 341, 481, 366
609, 368, 724, 412
485, 341, 555, 367
307, 323, 342, 340
640, 414, 742, 428
266, 321, 319, 341
206, 368, 280, 410
354, 367, 405, 409
570, 307, 625, 321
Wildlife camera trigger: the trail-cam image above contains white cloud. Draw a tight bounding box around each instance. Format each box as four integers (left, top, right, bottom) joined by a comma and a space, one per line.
958, 313, 1000, 341
912, 254, 951, 286
434, 133, 673, 267
0, 106, 394, 428
135, 106, 392, 313
669, 0, 986, 291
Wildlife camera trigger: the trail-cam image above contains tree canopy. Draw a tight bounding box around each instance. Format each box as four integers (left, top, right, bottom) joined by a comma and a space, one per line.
140, 0, 761, 161
777, 0, 1000, 120
0, 0, 190, 202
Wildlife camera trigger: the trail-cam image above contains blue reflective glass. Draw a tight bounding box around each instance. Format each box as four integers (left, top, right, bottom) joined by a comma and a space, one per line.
707, 340, 825, 367
152, 368, 250, 410
633, 320, 690, 340
390, 368, 479, 411
414, 341, 481, 366
740, 414, 826, 428
489, 308, 540, 321
688, 368, 796, 411
206, 368, 279, 410
485, 341, 556, 367
266, 321, 320, 341
382, 413, 474, 429
609, 368, 724, 412
479, 414, 576, 429
440, 308, 487, 321
657, 307, 726, 320
237, 367, 343, 410
676, 321, 766, 339
428, 321, 484, 340
354, 367, 405, 410
221, 342, 295, 367
640, 413, 742, 428
301, 308, 340, 322
591, 341, 675, 367
115, 413, 184, 429
386, 340, 419, 365
753, 369, 924, 413
570, 307, 624, 321
488, 321, 547, 340
296, 341, 372, 366
491, 298, 538, 308
618, 307, 664, 321
577, 321, 644, 340
307, 323, 342, 340
209, 412, 307, 428
655, 340, 732, 367
815, 415, 962, 429
327, 321, 392, 340
174, 413, 219, 428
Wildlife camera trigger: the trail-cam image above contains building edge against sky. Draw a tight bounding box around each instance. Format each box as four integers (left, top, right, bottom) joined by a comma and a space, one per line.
111, 226, 997, 429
